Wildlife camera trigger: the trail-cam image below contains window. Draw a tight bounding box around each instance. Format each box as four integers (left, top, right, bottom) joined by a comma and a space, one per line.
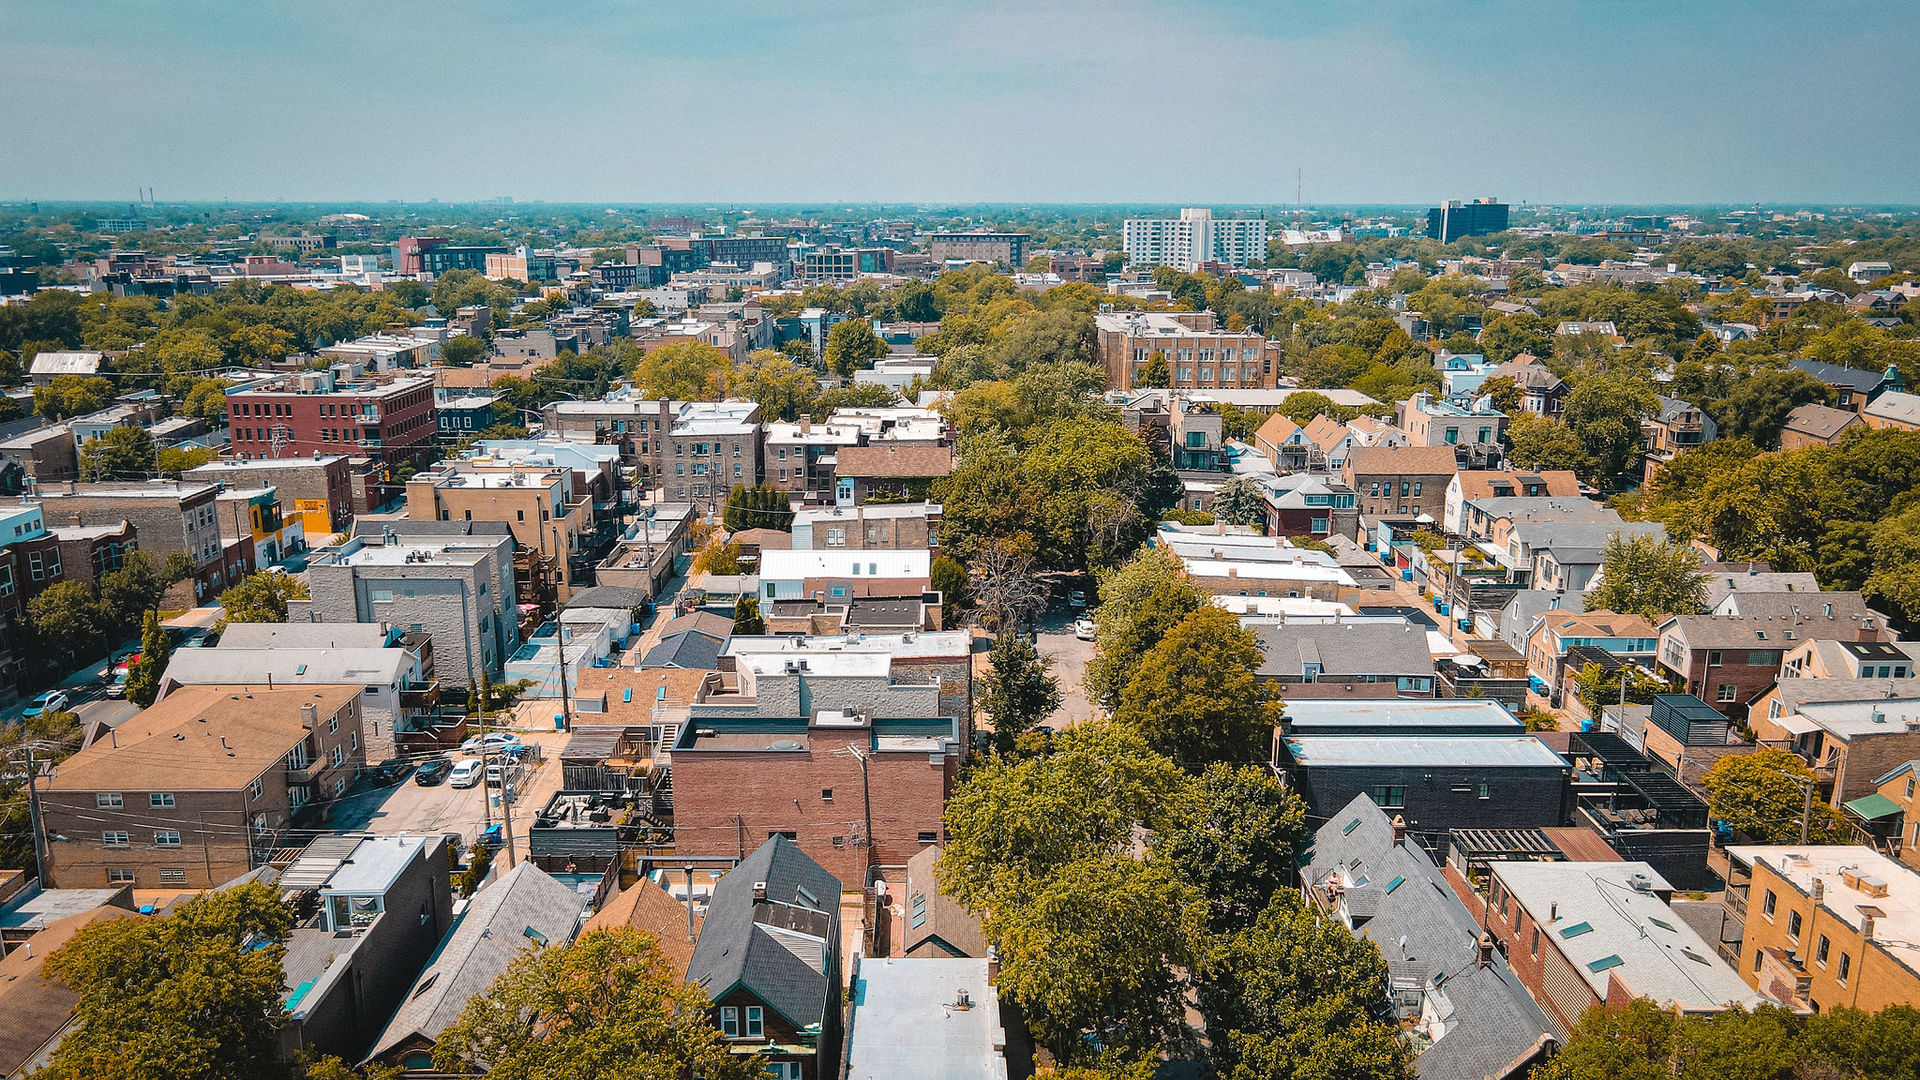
249, 779, 263, 801
720, 1007, 739, 1037
821, 788, 834, 802
1907, 777, 1915, 800
150, 793, 175, 808
1531, 926, 1540, 957
1788, 910, 1803, 941
107, 869, 135, 884
1717, 684, 1738, 703
154, 830, 182, 847
1817, 935, 1830, 966
328, 714, 340, 734
1754, 948, 1765, 972
744, 1006, 764, 1037
97, 792, 123, 809
1707, 650, 1724, 667
1478, 782, 1492, 799
159, 868, 187, 884
918, 831, 939, 843
1838, 952, 1851, 984
1763, 890, 1777, 919
102, 831, 129, 847
331, 745, 345, 767
1412, 482, 1422, 496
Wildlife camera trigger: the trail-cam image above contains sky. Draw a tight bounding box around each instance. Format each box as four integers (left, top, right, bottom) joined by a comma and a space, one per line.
4, 0, 1917, 206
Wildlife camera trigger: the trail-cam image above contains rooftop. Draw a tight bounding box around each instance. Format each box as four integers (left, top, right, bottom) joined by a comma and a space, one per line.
1283, 735, 1567, 769
44, 685, 359, 792
1727, 846, 1920, 970
1490, 860, 1773, 1012
847, 957, 1009, 1080
1282, 698, 1521, 734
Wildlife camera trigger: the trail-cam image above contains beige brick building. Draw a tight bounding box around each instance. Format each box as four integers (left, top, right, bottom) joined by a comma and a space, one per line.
1094, 310, 1283, 391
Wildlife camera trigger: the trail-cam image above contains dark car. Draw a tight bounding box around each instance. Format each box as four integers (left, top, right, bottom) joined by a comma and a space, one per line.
414, 758, 453, 785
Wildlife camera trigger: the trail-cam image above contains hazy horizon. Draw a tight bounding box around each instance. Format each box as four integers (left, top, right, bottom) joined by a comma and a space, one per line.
5, 0, 1918, 205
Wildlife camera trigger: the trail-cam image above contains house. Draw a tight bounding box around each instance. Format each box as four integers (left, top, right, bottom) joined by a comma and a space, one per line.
1487, 356, 1567, 418
1524, 610, 1659, 690
1253, 621, 1438, 697
1253, 472, 1359, 538
1724, 845, 1920, 1012
1302, 795, 1557, 1080
790, 502, 940, 551
899, 845, 986, 958
0, 902, 141, 1078
845, 956, 1016, 1080
757, 548, 932, 607
1778, 403, 1865, 450
368, 863, 586, 1072
1495, 589, 1586, 659
687, 837, 842, 1080
1702, 569, 1822, 609
580, 875, 701, 980
1481, 861, 1770, 1040
1154, 524, 1361, 600
831, 444, 953, 504
1443, 470, 1580, 534
1789, 358, 1901, 412
723, 631, 975, 728
1748, 691, 1920, 808
1847, 762, 1920, 869
1563, 727, 1718, 888
1510, 519, 1666, 592
1253, 413, 1312, 472
1658, 605, 1895, 716
642, 630, 727, 670
1344, 445, 1459, 520
1275, 722, 1572, 839
275, 835, 455, 1063
1641, 397, 1717, 481
1778, 637, 1920, 681
1396, 393, 1507, 466
1862, 390, 1920, 432
0, 877, 136, 956
1848, 261, 1894, 283
37, 685, 365, 889
27, 351, 103, 387
405, 461, 593, 600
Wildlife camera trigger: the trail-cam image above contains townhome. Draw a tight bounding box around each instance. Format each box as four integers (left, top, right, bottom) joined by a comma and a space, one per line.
1252, 413, 1312, 472
1641, 396, 1717, 482
1724, 846, 1920, 1013
1788, 358, 1901, 412
1253, 621, 1438, 698
1657, 607, 1894, 716
1344, 445, 1458, 520
37, 685, 365, 888
1443, 470, 1580, 534
1487, 355, 1567, 417
1524, 610, 1659, 690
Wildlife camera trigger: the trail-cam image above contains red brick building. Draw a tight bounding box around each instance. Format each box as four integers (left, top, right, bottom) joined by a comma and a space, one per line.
226, 374, 436, 471
667, 712, 959, 886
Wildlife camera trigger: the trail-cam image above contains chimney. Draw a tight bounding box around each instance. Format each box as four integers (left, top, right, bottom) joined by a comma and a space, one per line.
986, 945, 999, 985
752, 880, 767, 902
1478, 932, 1496, 967
1812, 878, 1825, 903
300, 703, 317, 727
1390, 814, 1406, 844
1861, 913, 1876, 942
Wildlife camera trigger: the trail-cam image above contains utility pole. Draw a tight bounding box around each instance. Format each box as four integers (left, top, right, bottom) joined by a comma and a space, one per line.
4, 743, 55, 886
836, 744, 875, 885
1798, 774, 1817, 846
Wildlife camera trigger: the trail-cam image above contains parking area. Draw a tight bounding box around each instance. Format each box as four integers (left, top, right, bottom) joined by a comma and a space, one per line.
326, 724, 572, 853
1034, 607, 1099, 730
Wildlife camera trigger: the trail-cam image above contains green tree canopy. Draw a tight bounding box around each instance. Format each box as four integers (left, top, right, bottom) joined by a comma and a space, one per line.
1506, 412, 1590, 473
1211, 475, 1269, 528
731, 349, 820, 421
1113, 605, 1282, 768
823, 318, 889, 377
1154, 763, 1308, 933
629, 340, 730, 401
124, 608, 170, 707
1702, 747, 1847, 844
37, 882, 293, 1080
1587, 532, 1709, 619
1082, 546, 1208, 710
216, 570, 310, 627
80, 424, 157, 481
981, 632, 1061, 752
431, 928, 757, 1080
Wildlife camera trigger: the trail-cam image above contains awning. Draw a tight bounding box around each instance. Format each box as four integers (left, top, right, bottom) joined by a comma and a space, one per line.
1844, 793, 1903, 821
1773, 713, 1822, 736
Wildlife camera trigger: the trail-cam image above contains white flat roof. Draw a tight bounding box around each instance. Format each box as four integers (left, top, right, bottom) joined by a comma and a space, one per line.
847, 957, 1007, 1080
760, 548, 931, 579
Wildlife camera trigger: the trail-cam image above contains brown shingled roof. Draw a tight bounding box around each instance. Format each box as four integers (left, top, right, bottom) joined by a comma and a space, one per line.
0, 905, 142, 1076
834, 444, 954, 479
580, 876, 701, 979
1344, 445, 1459, 476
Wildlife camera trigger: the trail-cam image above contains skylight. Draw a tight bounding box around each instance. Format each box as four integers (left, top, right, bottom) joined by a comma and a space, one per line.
1560, 921, 1593, 938
1588, 954, 1624, 973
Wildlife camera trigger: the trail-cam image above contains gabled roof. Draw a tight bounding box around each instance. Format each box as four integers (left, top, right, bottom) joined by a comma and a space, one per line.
581, 876, 701, 980
1781, 403, 1862, 441
1254, 412, 1302, 448
1865, 390, 1920, 426
1701, 572, 1822, 607
1454, 470, 1580, 503
1303, 414, 1351, 449
1542, 610, 1658, 642
1346, 445, 1459, 477
0, 904, 142, 1077
902, 845, 987, 958
1790, 358, 1889, 393
641, 630, 725, 671
687, 837, 841, 1031
369, 863, 586, 1061
834, 444, 954, 479
1254, 622, 1436, 678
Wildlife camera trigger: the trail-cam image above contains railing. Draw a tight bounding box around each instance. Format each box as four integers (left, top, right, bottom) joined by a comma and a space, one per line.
286, 759, 325, 784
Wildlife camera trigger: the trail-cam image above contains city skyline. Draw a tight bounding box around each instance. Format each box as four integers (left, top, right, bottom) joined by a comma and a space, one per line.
5, 0, 1917, 205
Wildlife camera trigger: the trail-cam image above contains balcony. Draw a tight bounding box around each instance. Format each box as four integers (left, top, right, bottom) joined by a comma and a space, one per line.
399, 680, 441, 710
285, 758, 325, 784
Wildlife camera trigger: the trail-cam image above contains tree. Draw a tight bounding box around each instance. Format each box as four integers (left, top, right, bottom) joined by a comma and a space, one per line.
100, 549, 167, 630
1563, 371, 1660, 482
1587, 532, 1709, 619
1478, 374, 1522, 414
1155, 763, 1308, 933
630, 340, 730, 401
1505, 412, 1590, 473
34, 374, 115, 419
1211, 475, 1268, 528
929, 554, 969, 624
1135, 352, 1170, 388
1535, 998, 1816, 1080
216, 569, 309, 627
180, 377, 233, 421
26, 580, 111, 669
440, 334, 485, 366
731, 595, 764, 636
1865, 503, 1920, 630
432, 928, 757, 1080
982, 633, 1060, 752
124, 609, 170, 707
987, 853, 1203, 1064
1709, 368, 1833, 447
1702, 748, 1848, 844
688, 540, 743, 576
731, 349, 819, 420
36, 882, 292, 1080
457, 842, 494, 897
1113, 605, 1282, 768
158, 445, 220, 478
1083, 547, 1207, 710
967, 540, 1048, 634
720, 484, 793, 532
80, 425, 158, 481
823, 318, 889, 377
1197, 892, 1411, 1080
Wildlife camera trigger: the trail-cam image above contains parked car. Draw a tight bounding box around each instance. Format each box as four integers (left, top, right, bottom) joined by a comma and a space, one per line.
414, 758, 453, 785
447, 759, 484, 788
1067, 589, 1088, 609
22, 691, 70, 718
459, 732, 522, 754
485, 762, 506, 787
104, 672, 130, 699
1072, 617, 1096, 640
477, 823, 504, 850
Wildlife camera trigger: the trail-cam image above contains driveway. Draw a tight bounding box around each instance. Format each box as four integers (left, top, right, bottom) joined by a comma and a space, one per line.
1034, 608, 1099, 731
326, 723, 572, 860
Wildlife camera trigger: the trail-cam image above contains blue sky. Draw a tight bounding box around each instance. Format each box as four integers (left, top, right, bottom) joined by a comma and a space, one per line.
4, 0, 1916, 205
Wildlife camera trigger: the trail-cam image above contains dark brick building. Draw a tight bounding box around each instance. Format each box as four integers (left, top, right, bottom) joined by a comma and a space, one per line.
226, 374, 436, 472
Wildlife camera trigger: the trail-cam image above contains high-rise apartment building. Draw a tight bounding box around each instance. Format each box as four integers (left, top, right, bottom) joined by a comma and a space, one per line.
1425, 198, 1510, 243
1123, 208, 1268, 271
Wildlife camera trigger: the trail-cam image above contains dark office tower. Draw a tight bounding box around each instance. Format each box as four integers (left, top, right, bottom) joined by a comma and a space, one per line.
1425, 198, 1510, 243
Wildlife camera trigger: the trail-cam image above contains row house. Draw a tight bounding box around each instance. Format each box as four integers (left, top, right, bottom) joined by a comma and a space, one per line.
1658, 604, 1894, 716
1343, 445, 1457, 521
1641, 396, 1717, 482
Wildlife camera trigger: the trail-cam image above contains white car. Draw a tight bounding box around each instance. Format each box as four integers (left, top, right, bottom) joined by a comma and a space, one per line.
459, 732, 521, 754
22, 690, 70, 718
447, 759, 484, 788
1072, 618, 1096, 641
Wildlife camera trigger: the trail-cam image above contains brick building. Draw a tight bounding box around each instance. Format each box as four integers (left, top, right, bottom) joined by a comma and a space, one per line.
34, 482, 241, 601
1725, 846, 1920, 1014
789, 503, 939, 551
226, 373, 436, 472
187, 455, 360, 533
927, 232, 1029, 267
1093, 310, 1282, 392
1343, 445, 1459, 520
37, 685, 366, 888
1657, 604, 1894, 716
393, 236, 506, 276
405, 463, 592, 599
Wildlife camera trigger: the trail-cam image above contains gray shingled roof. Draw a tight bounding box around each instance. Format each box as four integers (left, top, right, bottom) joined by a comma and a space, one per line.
1254, 622, 1436, 679
1306, 795, 1555, 1080
368, 863, 586, 1061
641, 630, 725, 670
1790, 358, 1887, 393
687, 837, 842, 1032
564, 585, 650, 611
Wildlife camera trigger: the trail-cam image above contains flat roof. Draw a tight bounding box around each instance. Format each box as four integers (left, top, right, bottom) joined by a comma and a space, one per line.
1726, 845, 1920, 971
1283, 734, 1567, 769
1282, 699, 1521, 732
1491, 861, 1771, 1011
847, 957, 1008, 1080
